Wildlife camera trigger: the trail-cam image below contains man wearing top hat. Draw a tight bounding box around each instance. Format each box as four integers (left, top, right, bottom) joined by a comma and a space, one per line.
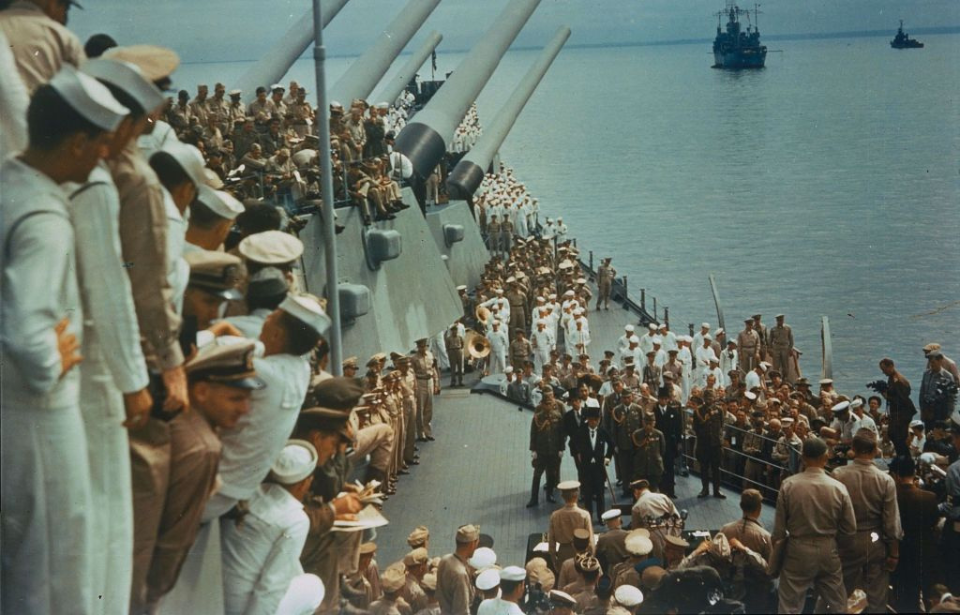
575, 400, 616, 524
1, 62, 129, 615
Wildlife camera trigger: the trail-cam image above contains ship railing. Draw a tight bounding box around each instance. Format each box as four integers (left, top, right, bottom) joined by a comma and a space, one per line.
577, 246, 674, 329
679, 421, 798, 500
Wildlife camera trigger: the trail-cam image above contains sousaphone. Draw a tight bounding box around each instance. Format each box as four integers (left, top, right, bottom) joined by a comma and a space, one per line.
465, 331, 491, 359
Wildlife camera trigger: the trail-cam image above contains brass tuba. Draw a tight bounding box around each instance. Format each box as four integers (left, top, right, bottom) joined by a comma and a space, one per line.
475, 305, 491, 328
465, 331, 491, 359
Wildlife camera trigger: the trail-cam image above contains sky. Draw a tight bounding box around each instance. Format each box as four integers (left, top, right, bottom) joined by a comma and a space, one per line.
69, 0, 960, 65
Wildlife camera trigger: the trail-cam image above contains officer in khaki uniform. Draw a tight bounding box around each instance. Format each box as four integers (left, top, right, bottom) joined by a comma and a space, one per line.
412, 339, 439, 441
595, 257, 616, 310
610, 389, 642, 492
772, 437, 856, 614
632, 415, 666, 491
769, 314, 795, 382
510, 329, 533, 371
445, 323, 465, 387
528, 387, 566, 507
832, 429, 902, 613
548, 481, 594, 572
135, 341, 266, 613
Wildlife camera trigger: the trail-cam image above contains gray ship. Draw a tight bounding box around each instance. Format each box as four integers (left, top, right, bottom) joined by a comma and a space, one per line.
712, 1, 767, 69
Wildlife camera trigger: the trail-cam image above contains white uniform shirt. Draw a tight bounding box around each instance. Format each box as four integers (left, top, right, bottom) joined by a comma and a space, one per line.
221, 483, 311, 615
477, 598, 524, 615
221, 308, 273, 340
161, 187, 189, 314
720, 349, 739, 385
851, 413, 879, 438
217, 353, 311, 500
639, 333, 657, 357
745, 370, 762, 391
66, 163, 149, 393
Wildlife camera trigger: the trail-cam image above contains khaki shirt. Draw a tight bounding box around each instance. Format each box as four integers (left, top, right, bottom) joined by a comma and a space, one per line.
109, 142, 183, 370
720, 517, 772, 562
772, 467, 857, 541
832, 459, 903, 540
0, 1, 84, 92
548, 504, 593, 560
436, 553, 472, 615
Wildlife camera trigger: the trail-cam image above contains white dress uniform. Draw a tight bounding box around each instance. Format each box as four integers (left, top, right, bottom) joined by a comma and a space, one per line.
660, 330, 678, 353
161, 186, 189, 314
68, 162, 151, 615
222, 307, 273, 340
487, 328, 509, 375
616, 332, 633, 354
531, 327, 555, 374
203, 353, 311, 520
1, 157, 93, 614
678, 346, 693, 401
699, 366, 724, 389
639, 332, 657, 358
694, 345, 717, 383
720, 349, 739, 385
431, 330, 450, 371
221, 483, 320, 615
745, 369, 762, 391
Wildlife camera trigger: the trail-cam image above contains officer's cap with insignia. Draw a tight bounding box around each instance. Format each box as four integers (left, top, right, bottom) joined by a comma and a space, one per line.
500, 566, 526, 582
185, 250, 243, 300
238, 230, 304, 265
615, 584, 644, 607
625, 531, 654, 556
185, 340, 265, 389
47, 64, 130, 132
279, 293, 331, 337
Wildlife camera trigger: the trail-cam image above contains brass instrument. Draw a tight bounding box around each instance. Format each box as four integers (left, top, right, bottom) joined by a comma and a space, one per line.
475, 305, 491, 328
465, 331, 492, 359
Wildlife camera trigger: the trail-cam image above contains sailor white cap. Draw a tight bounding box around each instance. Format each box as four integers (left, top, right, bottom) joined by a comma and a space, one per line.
279, 293, 331, 337
456, 285, 467, 291
198, 186, 244, 220
376, 102, 390, 109
701, 322, 711, 329
625, 324, 635, 332
476, 568, 500, 590
468, 547, 497, 570
504, 366, 513, 373
269, 439, 318, 484
500, 566, 526, 582
648, 323, 657, 331
745, 391, 757, 401
625, 530, 653, 556
82, 58, 164, 114
850, 398, 864, 409
910, 419, 924, 429
584, 397, 600, 408
652, 336, 662, 345
601, 509, 621, 522
703, 334, 713, 341
49, 64, 129, 131
715, 327, 725, 335
229, 88, 242, 96
819, 378, 834, 386
759, 361, 771, 371
239, 230, 304, 264
557, 480, 581, 491
270, 83, 284, 91
832, 401, 851, 413
614, 584, 644, 607
155, 140, 208, 188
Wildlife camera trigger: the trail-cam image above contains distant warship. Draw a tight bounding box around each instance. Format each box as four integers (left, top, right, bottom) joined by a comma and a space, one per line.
890, 20, 924, 49
712, 1, 767, 69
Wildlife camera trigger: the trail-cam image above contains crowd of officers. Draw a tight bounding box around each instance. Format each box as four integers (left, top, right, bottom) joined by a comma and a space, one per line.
0, 3, 455, 614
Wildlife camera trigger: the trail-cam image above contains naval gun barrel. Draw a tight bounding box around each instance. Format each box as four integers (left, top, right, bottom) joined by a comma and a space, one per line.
371, 30, 443, 106
328, 0, 442, 105
234, 0, 350, 97
393, 0, 544, 177
447, 26, 570, 199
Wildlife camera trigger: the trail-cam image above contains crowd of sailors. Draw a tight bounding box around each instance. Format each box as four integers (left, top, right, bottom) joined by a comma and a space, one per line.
1, 2, 959, 615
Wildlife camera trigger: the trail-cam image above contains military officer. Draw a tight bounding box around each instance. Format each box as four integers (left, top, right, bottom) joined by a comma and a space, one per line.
487, 214, 501, 256
694, 393, 726, 499
633, 415, 666, 491
879, 357, 917, 456
642, 350, 661, 391
737, 319, 760, 373
768, 314, 795, 381
510, 329, 533, 371
832, 429, 902, 613
505, 279, 527, 337
445, 323, 465, 387
548, 481, 594, 571
773, 437, 856, 614
596, 258, 617, 310
719, 489, 774, 613
528, 387, 566, 507
610, 389, 643, 496
412, 339, 439, 441
437, 524, 480, 615
752, 314, 769, 361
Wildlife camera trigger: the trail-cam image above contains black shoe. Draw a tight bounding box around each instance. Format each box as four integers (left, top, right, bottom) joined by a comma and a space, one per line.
361, 216, 372, 226
698, 491, 710, 498
417, 437, 427, 442
526, 500, 538, 508
713, 492, 727, 499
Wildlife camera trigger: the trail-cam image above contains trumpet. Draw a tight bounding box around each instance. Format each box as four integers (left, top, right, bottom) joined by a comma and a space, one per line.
465, 331, 491, 359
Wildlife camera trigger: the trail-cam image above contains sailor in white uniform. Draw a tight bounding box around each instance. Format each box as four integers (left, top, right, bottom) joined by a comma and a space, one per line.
486, 320, 510, 376
691, 323, 711, 356
616, 324, 636, 354
719, 340, 739, 386
1, 65, 129, 615
677, 336, 694, 402
658, 323, 678, 353
620, 336, 642, 370
220, 267, 289, 340
68, 57, 164, 615
638, 323, 658, 357
221, 440, 325, 615
531, 319, 555, 374
694, 335, 718, 384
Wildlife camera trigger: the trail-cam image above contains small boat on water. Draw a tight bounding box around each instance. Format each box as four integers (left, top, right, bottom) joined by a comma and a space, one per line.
890, 20, 924, 49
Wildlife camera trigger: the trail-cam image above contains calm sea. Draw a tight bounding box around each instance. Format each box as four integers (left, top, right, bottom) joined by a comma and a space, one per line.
178, 34, 960, 395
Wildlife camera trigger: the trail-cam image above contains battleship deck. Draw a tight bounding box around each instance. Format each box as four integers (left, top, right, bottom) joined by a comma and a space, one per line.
371, 277, 775, 568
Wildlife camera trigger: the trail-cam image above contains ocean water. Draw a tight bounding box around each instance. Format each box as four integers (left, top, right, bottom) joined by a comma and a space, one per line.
178, 34, 959, 394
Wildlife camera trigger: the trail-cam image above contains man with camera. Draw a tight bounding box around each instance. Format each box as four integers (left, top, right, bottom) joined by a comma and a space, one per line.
879, 357, 917, 457
921, 350, 958, 430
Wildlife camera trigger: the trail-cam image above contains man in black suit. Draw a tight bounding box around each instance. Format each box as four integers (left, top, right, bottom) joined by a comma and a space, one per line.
653, 387, 684, 498
576, 399, 615, 523
562, 390, 584, 480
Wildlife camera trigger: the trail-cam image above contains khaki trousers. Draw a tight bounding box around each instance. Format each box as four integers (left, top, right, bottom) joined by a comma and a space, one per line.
777, 536, 846, 614
416, 380, 434, 437
839, 530, 889, 614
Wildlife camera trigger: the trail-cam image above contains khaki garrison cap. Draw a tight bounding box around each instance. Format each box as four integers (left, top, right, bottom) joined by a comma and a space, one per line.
185, 340, 265, 389
185, 250, 243, 300
456, 524, 480, 543
103, 45, 180, 82
420, 573, 438, 592
403, 547, 429, 567
407, 525, 430, 547
380, 566, 405, 593
239, 230, 304, 265
48, 65, 129, 131
342, 356, 359, 369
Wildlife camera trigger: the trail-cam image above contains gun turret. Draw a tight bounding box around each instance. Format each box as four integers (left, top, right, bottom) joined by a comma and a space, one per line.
447, 26, 570, 199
